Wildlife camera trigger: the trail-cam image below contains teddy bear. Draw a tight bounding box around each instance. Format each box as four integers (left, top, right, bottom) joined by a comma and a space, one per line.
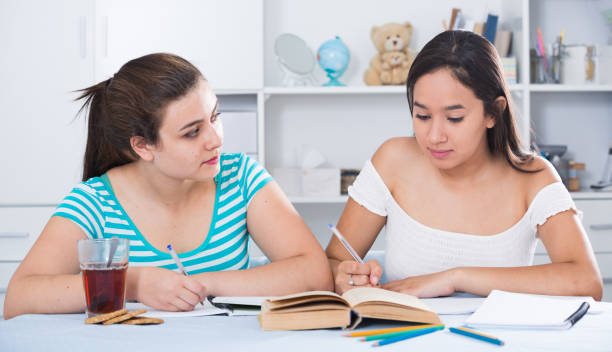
363, 22, 415, 85
380, 50, 411, 85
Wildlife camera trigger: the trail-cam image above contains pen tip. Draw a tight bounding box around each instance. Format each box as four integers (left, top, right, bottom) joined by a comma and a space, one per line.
166, 244, 172, 250
328, 224, 333, 228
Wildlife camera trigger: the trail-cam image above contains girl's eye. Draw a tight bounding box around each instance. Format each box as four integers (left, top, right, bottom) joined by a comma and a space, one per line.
185, 127, 199, 138
448, 117, 464, 123
212, 112, 222, 123
415, 114, 430, 120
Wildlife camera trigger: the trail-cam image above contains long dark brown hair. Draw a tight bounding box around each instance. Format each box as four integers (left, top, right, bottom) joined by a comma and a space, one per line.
406, 30, 537, 173
76, 53, 204, 180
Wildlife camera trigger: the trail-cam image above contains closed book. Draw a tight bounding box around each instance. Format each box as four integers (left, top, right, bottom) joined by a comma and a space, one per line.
484, 14, 499, 43
258, 287, 441, 331
465, 290, 590, 330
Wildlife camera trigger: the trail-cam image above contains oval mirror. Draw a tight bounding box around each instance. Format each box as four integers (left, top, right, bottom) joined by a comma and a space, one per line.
274, 33, 316, 86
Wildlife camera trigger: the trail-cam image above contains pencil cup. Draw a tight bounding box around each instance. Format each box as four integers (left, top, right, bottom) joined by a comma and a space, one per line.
78, 238, 129, 317
530, 50, 550, 84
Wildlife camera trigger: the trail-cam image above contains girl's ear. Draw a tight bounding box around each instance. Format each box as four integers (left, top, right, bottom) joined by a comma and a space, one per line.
487, 96, 507, 129
130, 136, 156, 161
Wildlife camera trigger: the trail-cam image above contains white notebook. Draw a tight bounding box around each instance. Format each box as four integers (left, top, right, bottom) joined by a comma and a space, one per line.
464, 290, 590, 330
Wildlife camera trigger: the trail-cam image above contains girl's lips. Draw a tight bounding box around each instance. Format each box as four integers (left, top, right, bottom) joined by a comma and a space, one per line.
429, 149, 452, 159
204, 156, 219, 165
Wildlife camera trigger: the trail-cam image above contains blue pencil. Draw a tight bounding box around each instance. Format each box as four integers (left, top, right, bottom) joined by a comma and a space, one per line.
372, 325, 444, 347
449, 327, 504, 346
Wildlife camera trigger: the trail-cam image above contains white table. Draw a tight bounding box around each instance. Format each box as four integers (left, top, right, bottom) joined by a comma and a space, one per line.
2, 301, 612, 352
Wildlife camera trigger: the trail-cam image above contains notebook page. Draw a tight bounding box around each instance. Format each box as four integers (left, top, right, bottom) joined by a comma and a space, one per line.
465, 290, 588, 329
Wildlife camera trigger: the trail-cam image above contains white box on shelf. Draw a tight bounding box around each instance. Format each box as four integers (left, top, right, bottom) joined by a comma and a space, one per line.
272, 168, 302, 197
301, 168, 340, 197
597, 45, 612, 84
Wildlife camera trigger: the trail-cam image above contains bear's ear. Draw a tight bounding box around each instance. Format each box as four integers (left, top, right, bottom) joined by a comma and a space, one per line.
370, 26, 379, 41
403, 22, 413, 36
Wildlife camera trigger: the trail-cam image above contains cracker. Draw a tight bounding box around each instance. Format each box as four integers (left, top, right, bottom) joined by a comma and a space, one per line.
85, 309, 129, 324
102, 309, 147, 325
120, 316, 164, 325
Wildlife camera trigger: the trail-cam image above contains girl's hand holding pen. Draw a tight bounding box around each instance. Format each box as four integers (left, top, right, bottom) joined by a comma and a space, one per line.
335, 259, 383, 295
128, 267, 207, 312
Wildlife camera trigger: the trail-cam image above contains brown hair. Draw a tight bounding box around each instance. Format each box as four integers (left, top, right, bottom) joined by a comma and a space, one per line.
406, 30, 538, 173
76, 53, 204, 180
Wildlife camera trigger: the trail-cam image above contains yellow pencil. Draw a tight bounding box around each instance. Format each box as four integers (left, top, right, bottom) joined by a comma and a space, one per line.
343, 324, 436, 337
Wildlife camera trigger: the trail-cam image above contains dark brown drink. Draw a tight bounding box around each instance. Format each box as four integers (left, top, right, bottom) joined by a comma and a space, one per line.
82, 263, 127, 315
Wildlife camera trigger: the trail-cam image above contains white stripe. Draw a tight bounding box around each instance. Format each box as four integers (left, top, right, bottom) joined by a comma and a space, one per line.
129, 250, 159, 257
246, 163, 262, 189
180, 229, 246, 263
215, 207, 245, 228
63, 197, 103, 235
185, 238, 247, 272
221, 166, 238, 177
219, 185, 239, 202
105, 217, 129, 225
210, 219, 246, 243
56, 208, 94, 235
225, 254, 249, 271
222, 157, 240, 165
247, 172, 268, 200
105, 227, 137, 236
89, 181, 104, 188
129, 258, 176, 267
220, 174, 240, 190
218, 196, 241, 214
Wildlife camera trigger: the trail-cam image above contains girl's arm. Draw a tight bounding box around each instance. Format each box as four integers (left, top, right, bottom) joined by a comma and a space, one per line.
452, 209, 602, 299
4, 217, 207, 319
3, 217, 88, 319
195, 181, 334, 296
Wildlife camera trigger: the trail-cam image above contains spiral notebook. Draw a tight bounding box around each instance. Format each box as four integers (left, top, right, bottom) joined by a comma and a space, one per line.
464, 290, 590, 330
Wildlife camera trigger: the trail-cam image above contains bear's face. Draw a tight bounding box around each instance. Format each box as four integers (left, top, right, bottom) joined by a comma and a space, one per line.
382, 51, 407, 67
371, 22, 413, 53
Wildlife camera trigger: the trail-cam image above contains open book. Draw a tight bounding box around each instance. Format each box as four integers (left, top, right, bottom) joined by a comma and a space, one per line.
258, 287, 441, 331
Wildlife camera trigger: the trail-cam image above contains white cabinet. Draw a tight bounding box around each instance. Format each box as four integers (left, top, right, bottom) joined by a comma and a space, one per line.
0, 0, 93, 205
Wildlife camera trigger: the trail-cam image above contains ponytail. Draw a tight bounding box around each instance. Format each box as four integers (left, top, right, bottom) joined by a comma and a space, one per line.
76, 79, 134, 181
74, 53, 203, 181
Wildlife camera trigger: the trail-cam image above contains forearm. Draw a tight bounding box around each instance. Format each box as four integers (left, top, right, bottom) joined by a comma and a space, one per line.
3, 274, 85, 319
453, 262, 603, 300
197, 253, 333, 296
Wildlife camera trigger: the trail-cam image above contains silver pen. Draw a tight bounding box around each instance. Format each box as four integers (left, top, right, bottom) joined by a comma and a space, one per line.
328, 224, 364, 264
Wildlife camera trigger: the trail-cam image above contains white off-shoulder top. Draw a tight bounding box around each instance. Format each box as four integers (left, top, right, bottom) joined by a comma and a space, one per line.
348, 160, 580, 282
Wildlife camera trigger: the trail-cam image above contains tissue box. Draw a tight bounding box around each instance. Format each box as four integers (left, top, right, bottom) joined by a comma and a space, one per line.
301, 168, 340, 197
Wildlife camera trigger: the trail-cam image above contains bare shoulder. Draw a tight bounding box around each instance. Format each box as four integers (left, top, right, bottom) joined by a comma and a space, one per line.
519, 155, 563, 203
371, 137, 421, 188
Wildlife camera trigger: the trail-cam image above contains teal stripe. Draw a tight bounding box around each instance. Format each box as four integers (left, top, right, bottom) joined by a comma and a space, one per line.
217, 201, 245, 219
213, 212, 246, 233
182, 235, 247, 266
247, 176, 273, 203
52, 212, 97, 238
189, 245, 249, 274
217, 187, 242, 207
208, 226, 247, 247
105, 220, 132, 229
55, 203, 100, 236
64, 192, 105, 229
70, 187, 106, 216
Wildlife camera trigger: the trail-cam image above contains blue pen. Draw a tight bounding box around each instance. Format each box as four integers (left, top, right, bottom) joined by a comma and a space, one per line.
372, 325, 444, 347
449, 327, 504, 346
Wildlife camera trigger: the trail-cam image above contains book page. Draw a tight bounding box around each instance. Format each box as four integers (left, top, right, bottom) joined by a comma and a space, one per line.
341, 287, 433, 312
125, 301, 230, 318
263, 291, 348, 310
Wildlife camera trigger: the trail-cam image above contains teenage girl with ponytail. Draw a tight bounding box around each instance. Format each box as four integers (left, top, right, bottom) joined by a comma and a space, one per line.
4, 53, 333, 319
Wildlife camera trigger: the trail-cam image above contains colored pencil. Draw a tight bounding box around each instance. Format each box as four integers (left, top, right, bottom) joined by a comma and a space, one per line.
361, 324, 444, 341
449, 327, 504, 346
372, 325, 444, 347
343, 324, 436, 337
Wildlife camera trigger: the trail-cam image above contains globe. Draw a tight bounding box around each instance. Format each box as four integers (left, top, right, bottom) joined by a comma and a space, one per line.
316, 36, 350, 86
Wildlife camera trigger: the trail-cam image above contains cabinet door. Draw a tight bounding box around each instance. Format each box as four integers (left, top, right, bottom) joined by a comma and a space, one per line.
0, 0, 93, 204
94, 0, 263, 90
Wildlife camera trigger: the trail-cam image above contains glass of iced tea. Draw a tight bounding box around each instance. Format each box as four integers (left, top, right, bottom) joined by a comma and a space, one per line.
77, 238, 129, 317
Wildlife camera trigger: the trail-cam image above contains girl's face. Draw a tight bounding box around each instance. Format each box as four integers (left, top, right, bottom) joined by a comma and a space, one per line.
412, 68, 495, 170
150, 79, 223, 182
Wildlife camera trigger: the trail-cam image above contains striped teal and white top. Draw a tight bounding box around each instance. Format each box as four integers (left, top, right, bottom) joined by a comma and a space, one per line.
53, 153, 273, 274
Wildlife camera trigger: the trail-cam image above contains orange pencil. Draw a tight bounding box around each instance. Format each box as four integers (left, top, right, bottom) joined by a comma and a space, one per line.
343, 324, 436, 337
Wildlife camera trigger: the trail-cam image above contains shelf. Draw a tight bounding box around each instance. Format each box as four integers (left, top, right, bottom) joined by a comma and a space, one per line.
215, 89, 261, 95
289, 196, 348, 204
529, 84, 612, 92
571, 192, 612, 200
264, 86, 406, 95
